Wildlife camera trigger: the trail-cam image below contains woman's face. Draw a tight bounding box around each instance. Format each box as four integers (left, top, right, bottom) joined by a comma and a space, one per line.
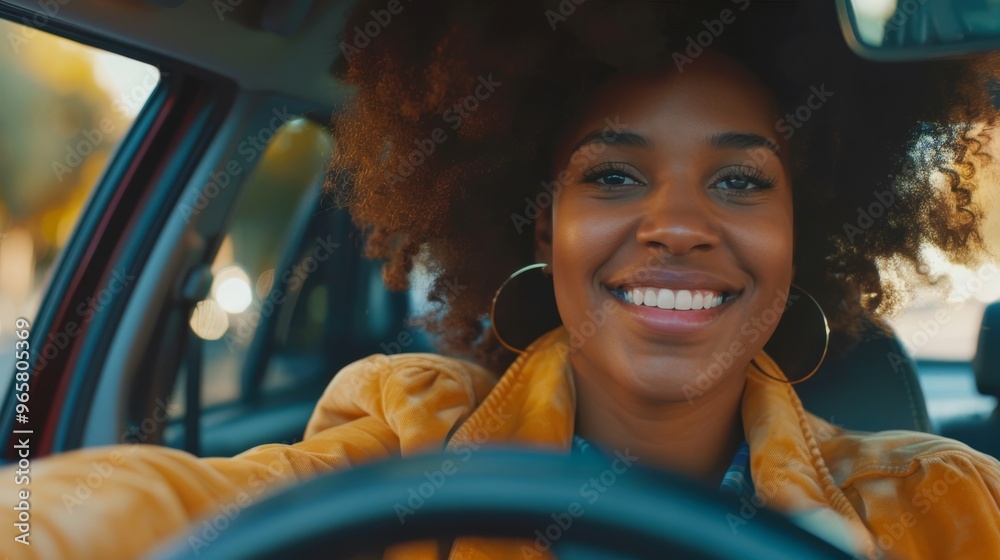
538, 53, 794, 403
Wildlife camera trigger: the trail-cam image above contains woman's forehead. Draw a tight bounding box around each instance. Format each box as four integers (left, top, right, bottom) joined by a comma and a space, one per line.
560, 53, 785, 157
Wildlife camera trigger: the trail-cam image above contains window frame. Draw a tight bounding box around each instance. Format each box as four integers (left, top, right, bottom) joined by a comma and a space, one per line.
0, 3, 241, 459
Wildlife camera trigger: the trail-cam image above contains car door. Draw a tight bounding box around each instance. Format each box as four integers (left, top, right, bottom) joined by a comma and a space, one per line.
0, 0, 351, 461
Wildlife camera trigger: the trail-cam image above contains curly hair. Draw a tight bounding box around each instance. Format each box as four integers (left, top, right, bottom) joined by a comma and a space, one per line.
327, 0, 1000, 373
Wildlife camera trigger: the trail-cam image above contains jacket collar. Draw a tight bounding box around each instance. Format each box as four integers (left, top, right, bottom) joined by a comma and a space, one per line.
446, 328, 576, 453
445, 327, 877, 557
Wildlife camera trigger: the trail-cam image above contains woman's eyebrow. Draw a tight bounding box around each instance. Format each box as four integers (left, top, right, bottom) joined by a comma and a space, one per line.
570, 130, 652, 154
709, 131, 781, 156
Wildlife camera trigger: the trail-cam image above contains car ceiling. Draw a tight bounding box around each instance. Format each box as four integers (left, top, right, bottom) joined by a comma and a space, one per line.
1, 0, 353, 109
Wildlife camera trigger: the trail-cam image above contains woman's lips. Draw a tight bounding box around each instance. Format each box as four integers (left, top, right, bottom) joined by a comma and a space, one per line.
607, 286, 741, 335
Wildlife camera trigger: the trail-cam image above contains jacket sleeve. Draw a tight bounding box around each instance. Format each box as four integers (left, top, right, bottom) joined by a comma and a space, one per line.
1, 352, 494, 560
844, 448, 1000, 560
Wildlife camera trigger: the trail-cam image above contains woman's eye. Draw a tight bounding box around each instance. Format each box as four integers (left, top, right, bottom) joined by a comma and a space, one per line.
595, 173, 640, 187
582, 164, 643, 189
715, 175, 756, 190
712, 168, 777, 192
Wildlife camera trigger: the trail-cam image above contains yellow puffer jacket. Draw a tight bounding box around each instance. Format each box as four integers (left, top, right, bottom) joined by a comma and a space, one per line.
3, 327, 999, 559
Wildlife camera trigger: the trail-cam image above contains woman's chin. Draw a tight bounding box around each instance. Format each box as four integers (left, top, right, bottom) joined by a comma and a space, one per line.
578, 352, 748, 406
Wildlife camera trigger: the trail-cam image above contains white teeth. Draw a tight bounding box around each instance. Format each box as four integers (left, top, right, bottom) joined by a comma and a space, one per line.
617, 287, 730, 310
643, 289, 657, 306
675, 290, 692, 310
656, 289, 675, 310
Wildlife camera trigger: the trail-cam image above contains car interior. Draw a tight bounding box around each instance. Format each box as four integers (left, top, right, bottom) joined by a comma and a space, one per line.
0, 0, 999, 557
1, 0, 997, 469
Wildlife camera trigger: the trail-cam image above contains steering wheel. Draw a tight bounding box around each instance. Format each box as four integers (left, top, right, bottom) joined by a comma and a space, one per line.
153, 450, 852, 559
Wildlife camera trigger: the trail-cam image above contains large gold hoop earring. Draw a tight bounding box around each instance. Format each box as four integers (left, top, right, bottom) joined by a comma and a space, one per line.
490, 263, 562, 354
751, 284, 830, 385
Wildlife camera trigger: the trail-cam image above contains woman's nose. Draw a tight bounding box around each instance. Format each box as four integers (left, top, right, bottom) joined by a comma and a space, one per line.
634, 183, 720, 255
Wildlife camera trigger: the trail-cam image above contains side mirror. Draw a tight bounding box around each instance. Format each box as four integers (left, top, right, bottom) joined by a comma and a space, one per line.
837, 0, 1000, 61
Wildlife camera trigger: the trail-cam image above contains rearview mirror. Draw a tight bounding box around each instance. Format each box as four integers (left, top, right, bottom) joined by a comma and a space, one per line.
837, 0, 1000, 60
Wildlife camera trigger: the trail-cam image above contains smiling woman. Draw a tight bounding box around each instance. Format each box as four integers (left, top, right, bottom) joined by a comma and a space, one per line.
324, 0, 1000, 556
338, 1, 998, 374
3, 1, 1000, 559
539, 56, 795, 421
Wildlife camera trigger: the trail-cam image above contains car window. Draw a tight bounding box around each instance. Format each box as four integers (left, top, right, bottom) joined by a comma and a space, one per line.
888, 261, 1000, 362
171, 118, 334, 417
887, 257, 1000, 422
0, 20, 158, 403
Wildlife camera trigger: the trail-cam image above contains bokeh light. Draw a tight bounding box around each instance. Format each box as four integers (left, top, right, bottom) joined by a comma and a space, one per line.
212, 265, 253, 314
189, 299, 229, 341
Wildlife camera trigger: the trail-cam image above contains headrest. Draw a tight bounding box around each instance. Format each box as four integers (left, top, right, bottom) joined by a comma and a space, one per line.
972, 301, 1000, 398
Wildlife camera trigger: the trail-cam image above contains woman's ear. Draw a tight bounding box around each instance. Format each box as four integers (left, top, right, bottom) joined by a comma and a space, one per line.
534, 204, 554, 266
